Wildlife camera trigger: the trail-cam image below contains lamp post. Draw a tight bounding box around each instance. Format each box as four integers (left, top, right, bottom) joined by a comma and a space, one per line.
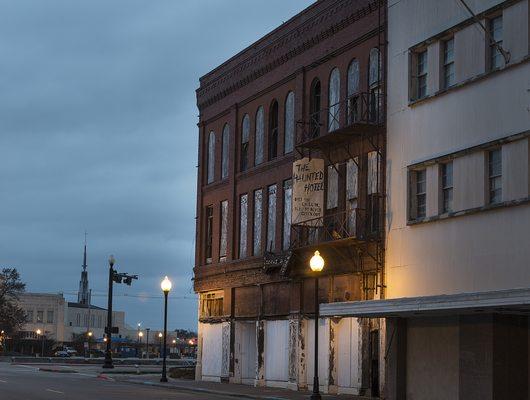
158, 332, 163, 358
87, 331, 93, 357
103, 255, 116, 369
309, 250, 324, 400
36, 329, 44, 357
138, 331, 143, 358
160, 276, 172, 382
146, 328, 150, 359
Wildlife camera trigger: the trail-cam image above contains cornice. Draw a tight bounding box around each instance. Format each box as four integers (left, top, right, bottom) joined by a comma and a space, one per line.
196, 0, 382, 111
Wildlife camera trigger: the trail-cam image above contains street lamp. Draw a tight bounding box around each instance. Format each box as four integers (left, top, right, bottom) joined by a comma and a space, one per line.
36, 329, 44, 357
87, 331, 93, 357
309, 250, 324, 400
158, 332, 163, 358
160, 276, 172, 383
138, 331, 143, 358
103, 255, 116, 369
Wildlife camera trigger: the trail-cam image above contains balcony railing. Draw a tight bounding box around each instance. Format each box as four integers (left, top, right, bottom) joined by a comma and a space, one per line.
299, 91, 384, 146
291, 207, 378, 249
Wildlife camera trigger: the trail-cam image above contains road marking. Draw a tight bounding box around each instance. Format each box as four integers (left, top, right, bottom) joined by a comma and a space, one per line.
46, 389, 64, 394
0, 379, 7, 383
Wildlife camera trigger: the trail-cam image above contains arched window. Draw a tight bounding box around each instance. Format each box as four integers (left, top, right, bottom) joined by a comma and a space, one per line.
240, 114, 250, 172
347, 59, 360, 124
309, 79, 321, 138
221, 124, 229, 180
328, 68, 340, 132
207, 131, 215, 184
268, 100, 279, 160
284, 92, 295, 153
369, 48, 382, 123
255, 106, 264, 165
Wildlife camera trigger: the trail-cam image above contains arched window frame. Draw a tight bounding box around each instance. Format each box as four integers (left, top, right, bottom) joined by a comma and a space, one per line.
284, 91, 295, 154
328, 67, 341, 132
268, 100, 279, 161
255, 106, 264, 165
240, 114, 250, 172
221, 124, 230, 180
207, 131, 215, 184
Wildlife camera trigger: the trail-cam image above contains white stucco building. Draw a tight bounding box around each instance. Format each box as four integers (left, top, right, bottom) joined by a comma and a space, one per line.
322, 0, 530, 399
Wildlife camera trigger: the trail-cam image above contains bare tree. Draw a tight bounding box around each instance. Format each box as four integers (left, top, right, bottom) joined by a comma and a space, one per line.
0, 268, 27, 335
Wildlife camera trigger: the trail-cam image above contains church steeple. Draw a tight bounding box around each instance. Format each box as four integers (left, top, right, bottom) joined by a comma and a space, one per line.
78, 233, 91, 305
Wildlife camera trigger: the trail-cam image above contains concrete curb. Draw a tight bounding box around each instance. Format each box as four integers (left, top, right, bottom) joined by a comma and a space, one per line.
121, 379, 290, 400
38, 367, 78, 373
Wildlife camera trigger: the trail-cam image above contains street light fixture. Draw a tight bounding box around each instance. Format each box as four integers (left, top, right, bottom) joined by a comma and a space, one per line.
309, 250, 325, 400
138, 331, 144, 358
160, 276, 172, 383
36, 329, 44, 357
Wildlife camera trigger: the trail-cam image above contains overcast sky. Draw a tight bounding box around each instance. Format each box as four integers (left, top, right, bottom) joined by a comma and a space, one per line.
0, 0, 313, 331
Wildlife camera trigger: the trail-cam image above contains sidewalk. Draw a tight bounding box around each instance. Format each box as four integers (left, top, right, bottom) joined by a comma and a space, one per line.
114, 374, 375, 400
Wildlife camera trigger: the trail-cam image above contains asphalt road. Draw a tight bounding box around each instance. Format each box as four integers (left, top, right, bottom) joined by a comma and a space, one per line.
0, 363, 231, 400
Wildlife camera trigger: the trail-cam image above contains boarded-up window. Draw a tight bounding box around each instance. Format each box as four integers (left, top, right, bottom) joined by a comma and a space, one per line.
284, 92, 295, 153
269, 101, 279, 160
219, 200, 228, 261
255, 106, 264, 165
205, 205, 213, 263
241, 114, 250, 172
328, 68, 340, 132
332, 275, 361, 302
326, 164, 339, 210
221, 124, 229, 180
282, 179, 292, 251
253, 189, 263, 256
267, 184, 277, 252
263, 282, 290, 316
346, 158, 358, 235
234, 286, 260, 318
207, 131, 215, 184
368, 151, 381, 194
239, 194, 248, 258
347, 59, 360, 124
200, 291, 224, 318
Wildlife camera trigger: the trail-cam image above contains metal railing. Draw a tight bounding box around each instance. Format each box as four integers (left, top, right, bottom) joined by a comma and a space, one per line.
291, 207, 372, 249
300, 91, 384, 145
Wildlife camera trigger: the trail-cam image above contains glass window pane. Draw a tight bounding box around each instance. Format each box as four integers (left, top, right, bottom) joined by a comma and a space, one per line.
221, 125, 229, 180
328, 68, 340, 132
207, 131, 215, 184
327, 164, 338, 209
284, 93, 295, 154
220, 200, 228, 260
253, 189, 263, 256
282, 180, 292, 251
239, 194, 248, 258
255, 107, 264, 165
267, 185, 277, 252
369, 48, 381, 87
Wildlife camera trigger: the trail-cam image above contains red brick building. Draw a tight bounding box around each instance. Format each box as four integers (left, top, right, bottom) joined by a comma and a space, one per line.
194, 0, 386, 395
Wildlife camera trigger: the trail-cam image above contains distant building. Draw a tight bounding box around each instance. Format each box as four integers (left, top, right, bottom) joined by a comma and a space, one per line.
17, 242, 132, 344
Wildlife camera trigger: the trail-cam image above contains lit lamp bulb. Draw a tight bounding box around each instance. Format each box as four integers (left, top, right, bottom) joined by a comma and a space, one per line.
138, 331, 143, 338
36, 329, 42, 335
87, 331, 93, 337
158, 332, 163, 338
309, 250, 325, 272
161, 276, 172, 293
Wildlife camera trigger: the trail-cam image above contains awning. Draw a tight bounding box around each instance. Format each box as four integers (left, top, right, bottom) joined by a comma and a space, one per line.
320, 287, 530, 318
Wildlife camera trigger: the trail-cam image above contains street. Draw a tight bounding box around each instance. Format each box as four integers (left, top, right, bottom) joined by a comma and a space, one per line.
0, 363, 232, 400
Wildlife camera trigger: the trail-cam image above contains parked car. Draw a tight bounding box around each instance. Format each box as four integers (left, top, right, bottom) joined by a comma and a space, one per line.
54, 350, 70, 357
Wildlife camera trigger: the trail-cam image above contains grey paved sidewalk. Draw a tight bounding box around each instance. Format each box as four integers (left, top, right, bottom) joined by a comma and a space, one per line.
113, 374, 374, 400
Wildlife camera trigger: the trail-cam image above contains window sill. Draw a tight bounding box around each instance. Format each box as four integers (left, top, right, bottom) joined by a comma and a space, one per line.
407, 196, 530, 226
202, 178, 229, 192
408, 55, 530, 108
236, 153, 294, 180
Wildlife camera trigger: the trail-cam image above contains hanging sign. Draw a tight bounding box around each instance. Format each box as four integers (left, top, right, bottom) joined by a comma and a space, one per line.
292, 157, 324, 226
